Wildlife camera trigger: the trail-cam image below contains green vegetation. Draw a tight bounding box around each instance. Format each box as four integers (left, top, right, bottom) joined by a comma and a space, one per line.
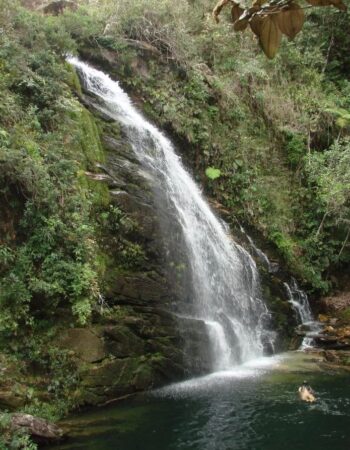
0, 0, 349, 442
205, 167, 222, 180
0, 413, 37, 449
0, 3, 102, 433
0, 0, 147, 430
89, 0, 349, 292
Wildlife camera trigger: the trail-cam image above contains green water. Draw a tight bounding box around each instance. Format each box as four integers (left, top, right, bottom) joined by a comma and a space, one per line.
53, 354, 350, 450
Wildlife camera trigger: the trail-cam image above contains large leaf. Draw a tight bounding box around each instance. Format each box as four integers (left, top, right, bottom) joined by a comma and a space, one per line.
205, 167, 222, 180
259, 15, 282, 59
231, 2, 244, 23
213, 0, 347, 58
277, 3, 305, 40
249, 14, 265, 36
233, 17, 249, 31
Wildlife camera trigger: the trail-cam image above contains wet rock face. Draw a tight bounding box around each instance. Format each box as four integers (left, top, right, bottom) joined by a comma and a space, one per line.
178, 317, 213, 374
57, 312, 214, 406
58, 316, 212, 406
107, 273, 170, 304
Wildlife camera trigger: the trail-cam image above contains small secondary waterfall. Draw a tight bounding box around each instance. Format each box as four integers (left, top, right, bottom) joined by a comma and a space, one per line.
284, 279, 321, 349
69, 57, 273, 370
239, 226, 277, 273
240, 224, 321, 351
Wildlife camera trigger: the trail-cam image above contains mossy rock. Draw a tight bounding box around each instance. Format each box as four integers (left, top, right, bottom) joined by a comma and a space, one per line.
104, 325, 146, 357
59, 328, 107, 363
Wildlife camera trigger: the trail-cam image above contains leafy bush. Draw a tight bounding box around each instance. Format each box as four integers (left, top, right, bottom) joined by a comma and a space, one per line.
0, 5, 105, 334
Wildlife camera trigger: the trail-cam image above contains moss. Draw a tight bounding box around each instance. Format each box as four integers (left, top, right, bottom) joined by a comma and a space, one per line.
65, 62, 83, 96
78, 108, 105, 168
101, 305, 135, 322
338, 308, 350, 321
89, 178, 110, 207
71, 105, 111, 208
94, 251, 109, 279
97, 118, 122, 139
133, 362, 154, 390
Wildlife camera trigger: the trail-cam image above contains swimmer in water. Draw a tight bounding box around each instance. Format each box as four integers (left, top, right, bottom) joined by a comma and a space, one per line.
298, 380, 316, 402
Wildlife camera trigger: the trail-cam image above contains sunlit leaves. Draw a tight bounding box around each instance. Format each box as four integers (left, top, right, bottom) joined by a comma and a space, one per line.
259, 15, 282, 59
205, 166, 222, 179
212, 0, 348, 58
326, 108, 350, 129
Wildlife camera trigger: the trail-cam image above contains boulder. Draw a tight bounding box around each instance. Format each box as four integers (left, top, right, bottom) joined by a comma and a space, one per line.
10, 413, 64, 442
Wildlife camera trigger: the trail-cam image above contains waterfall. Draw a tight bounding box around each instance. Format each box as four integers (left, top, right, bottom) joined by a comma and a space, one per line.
284, 279, 321, 349
69, 57, 274, 370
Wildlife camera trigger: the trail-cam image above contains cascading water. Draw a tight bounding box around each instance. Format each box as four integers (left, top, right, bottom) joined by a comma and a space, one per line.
284, 279, 321, 349
69, 57, 274, 370
239, 225, 276, 273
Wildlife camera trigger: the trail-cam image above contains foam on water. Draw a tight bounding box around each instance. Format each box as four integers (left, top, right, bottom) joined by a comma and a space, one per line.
155, 355, 285, 397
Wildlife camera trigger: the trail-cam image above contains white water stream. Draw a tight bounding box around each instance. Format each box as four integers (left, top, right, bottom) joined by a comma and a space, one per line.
284, 279, 321, 349
240, 225, 275, 273
240, 223, 320, 350
69, 57, 274, 370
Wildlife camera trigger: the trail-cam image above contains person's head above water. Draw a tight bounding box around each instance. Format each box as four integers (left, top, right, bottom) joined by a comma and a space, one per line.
302, 380, 309, 386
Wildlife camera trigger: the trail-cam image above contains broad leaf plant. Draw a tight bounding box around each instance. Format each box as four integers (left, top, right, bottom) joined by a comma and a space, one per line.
213, 0, 348, 58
